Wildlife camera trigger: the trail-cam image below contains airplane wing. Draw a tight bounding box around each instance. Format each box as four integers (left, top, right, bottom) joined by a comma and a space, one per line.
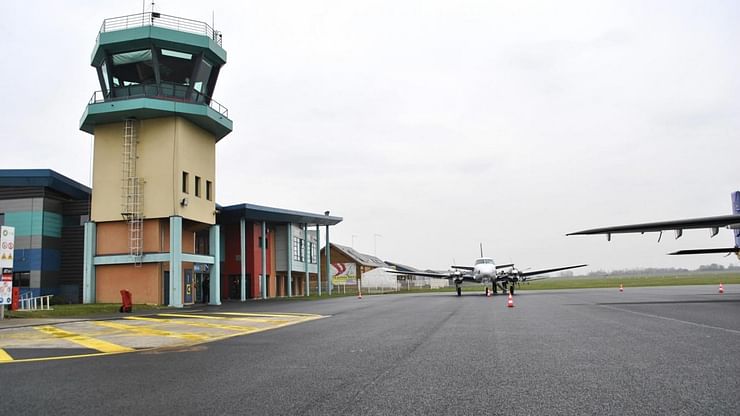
518, 264, 588, 278
567, 214, 740, 238
669, 247, 740, 256
450, 265, 473, 271
567, 214, 740, 258
451, 263, 514, 270
385, 270, 463, 279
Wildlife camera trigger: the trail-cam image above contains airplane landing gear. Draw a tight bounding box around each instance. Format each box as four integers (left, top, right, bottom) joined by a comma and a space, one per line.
457, 286, 462, 296
509, 285, 515, 296
492, 284, 498, 295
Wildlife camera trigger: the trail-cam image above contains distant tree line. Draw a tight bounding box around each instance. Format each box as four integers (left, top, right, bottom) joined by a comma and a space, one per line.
581, 263, 740, 277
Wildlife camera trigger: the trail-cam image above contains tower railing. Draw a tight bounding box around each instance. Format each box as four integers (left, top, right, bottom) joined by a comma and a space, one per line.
88, 83, 229, 118
99, 12, 222, 46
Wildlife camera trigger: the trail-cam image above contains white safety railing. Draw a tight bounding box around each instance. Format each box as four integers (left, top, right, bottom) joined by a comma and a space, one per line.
19, 294, 53, 311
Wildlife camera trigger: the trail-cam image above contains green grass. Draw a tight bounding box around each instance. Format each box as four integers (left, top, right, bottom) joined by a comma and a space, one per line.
517, 273, 740, 290
5, 303, 166, 319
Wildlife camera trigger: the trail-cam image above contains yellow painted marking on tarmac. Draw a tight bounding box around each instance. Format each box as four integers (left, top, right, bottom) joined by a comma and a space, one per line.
0, 312, 326, 365
125, 316, 260, 332
93, 321, 211, 342
0, 348, 13, 362
217, 312, 321, 318
1, 351, 116, 364
35, 325, 135, 353
157, 313, 290, 324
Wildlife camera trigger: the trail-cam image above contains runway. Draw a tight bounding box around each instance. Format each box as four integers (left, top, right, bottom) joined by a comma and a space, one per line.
1, 285, 737, 415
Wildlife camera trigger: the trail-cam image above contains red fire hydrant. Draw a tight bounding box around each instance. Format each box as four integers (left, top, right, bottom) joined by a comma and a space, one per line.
119, 290, 133, 313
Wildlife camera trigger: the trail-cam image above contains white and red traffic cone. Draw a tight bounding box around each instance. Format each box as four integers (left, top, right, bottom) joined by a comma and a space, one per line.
619, 283, 624, 293
719, 282, 724, 294
357, 289, 363, 299
507, 293, 514, 308
486, 287, 491, 297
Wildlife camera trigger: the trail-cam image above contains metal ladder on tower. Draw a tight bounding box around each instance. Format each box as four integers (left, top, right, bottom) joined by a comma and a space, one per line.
121, 119, 144, 267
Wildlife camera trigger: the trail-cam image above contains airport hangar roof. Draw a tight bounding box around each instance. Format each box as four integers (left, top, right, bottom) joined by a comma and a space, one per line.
0, 169, 91, 200
217, 203, 343, 226
329, 242, 387, 268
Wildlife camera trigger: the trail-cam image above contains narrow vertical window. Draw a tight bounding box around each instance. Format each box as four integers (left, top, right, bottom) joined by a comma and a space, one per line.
195, 176, 201, 197
206, 180, 213, 201
182, 171, 189, 193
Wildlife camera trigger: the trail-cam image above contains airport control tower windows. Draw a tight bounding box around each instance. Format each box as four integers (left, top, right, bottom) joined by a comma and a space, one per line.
94, 47, 220, 102
99, 62, 110, 95
111, 49, 154, 87
159, 49, 194, 85
193, 59, 213, 96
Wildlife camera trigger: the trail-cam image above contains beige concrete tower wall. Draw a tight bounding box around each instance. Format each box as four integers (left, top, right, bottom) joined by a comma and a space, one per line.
91, 117, 216, 224
174, 118, 217, 225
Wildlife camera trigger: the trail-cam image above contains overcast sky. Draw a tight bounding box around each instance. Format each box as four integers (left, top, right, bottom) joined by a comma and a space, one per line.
2, 0, 738, 273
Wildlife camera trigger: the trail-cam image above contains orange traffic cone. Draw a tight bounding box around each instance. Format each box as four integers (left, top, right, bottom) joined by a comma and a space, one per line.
507, 293, 514, 308
719, 282, 724, 294
619, 283, 624, 293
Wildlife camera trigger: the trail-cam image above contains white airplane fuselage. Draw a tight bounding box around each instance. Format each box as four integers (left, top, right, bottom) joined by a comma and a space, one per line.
472, 257, 497, 282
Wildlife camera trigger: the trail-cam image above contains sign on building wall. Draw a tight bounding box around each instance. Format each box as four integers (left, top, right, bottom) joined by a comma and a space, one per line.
330, 263, 357, 285
0, 226, 15, 305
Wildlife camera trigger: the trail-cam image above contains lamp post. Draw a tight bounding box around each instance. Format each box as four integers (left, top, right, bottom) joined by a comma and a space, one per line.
374, 234, 382, 256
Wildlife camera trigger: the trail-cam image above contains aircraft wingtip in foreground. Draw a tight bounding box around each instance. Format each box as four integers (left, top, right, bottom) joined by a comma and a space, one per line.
388, 244, 587, 296
567, 191, 740, 259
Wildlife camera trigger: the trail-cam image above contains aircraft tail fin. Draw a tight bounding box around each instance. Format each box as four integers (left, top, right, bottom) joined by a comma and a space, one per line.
732, 191, 740, 247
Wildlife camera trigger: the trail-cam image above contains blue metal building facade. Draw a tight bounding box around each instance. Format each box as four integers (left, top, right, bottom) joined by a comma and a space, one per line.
0, 170, 91, 301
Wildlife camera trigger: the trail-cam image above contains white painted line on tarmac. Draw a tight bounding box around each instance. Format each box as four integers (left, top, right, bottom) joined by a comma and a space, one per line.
598, 305, 740, 335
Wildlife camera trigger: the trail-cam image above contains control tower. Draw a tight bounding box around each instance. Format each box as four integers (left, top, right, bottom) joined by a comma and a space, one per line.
80, 12, 232, 307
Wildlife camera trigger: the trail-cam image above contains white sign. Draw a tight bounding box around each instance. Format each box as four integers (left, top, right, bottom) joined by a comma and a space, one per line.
0, 226, 15, 269
0, 281, 11, 305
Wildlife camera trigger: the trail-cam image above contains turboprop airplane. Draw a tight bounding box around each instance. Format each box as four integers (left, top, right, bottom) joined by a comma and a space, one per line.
567, 191, 740, 259
388, 245, 587, 296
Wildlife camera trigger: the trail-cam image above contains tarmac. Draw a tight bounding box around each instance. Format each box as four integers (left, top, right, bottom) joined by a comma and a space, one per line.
1, 285, 738, 415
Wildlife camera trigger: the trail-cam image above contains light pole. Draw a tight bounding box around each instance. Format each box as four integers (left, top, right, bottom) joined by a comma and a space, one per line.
374, 233, 382, 256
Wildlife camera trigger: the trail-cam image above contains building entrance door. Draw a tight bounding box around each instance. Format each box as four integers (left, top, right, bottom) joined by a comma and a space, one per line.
184, 269, 193, 304
162, 271, 169, 305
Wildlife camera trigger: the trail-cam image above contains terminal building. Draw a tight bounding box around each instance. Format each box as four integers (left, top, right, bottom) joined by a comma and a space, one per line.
217, 204, 341, 300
